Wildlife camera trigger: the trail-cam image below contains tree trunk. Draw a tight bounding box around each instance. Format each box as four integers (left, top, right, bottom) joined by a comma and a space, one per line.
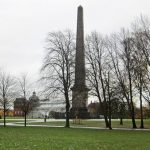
4, 101, 6, 127
129, 70, 137, 129
139, 78, 144, 128
126, 98, 136, 128
99, 72, 110, 128
65, 96, 70, 128
108, 97, 112, 129
108, 105, 112, 130
120, 118, 123, 125
131, 112, 137, 128
130, 96, 137, 129
24, 113, 27, 127
108, 116, 112, 130
140, 100, 144, 129
4, 110, 6, 127
107, 72, 112, 130
44, 116, 47, 123
104, 115, 109, 128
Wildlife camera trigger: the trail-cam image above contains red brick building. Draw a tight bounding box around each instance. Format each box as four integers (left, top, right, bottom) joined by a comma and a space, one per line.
13, 98, 24, 116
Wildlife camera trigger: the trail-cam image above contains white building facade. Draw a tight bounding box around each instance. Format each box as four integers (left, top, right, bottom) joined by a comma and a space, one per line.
29, 99, 66, 118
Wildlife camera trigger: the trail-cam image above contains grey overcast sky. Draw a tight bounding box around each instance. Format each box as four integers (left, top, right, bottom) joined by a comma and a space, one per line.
0, 0, 150, 84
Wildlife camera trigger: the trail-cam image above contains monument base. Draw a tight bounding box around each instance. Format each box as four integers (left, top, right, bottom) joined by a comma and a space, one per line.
70, 107, 90, 119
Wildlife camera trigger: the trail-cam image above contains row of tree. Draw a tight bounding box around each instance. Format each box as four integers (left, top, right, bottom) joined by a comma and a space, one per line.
0, 73, 38, 127
41, 16, 150, 129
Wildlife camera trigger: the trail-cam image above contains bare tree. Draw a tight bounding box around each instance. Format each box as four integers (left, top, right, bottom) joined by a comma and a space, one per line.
17, 74, 39, 127
132, 55, 147, 128
0, 71, 17, 127
41, 30, 75, 128
17, 74, 29, 127
107, 30, 137, 128
86, 32, 114, 129
132, 18, 150, 120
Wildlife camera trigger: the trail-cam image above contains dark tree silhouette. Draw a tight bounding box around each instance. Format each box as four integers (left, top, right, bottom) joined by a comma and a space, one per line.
41, 30, 75, 128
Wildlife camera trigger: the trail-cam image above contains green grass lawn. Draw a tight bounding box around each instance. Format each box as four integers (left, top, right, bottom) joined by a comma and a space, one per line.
0, 119, 24, 123
6, 116, 24, 119
0, 118, 37, 123
0, 127, 150, 150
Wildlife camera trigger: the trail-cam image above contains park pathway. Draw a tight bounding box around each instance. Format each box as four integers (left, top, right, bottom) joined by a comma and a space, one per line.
0, 119, 150, 131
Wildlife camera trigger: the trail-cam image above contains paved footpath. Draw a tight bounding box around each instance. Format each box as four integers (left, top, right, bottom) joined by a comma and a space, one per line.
0, 119, 150, 131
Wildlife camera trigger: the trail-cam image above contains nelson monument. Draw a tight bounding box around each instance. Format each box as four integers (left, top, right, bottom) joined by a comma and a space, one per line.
70, 6, 90, 119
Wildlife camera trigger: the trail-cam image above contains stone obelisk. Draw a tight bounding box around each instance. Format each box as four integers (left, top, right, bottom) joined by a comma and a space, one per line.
70, 6, 89, 119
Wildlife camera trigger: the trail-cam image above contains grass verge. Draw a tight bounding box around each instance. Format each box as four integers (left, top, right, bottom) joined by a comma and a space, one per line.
0, 127, 150, 150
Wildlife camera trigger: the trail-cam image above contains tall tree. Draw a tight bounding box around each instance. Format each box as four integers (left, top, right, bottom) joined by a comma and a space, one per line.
107, 31, 137, 128
86, 32, 114, 129
0, 71, 17, 127
17, 74, 39, 127
131, 30, 149, 128
41, 30, 75, 128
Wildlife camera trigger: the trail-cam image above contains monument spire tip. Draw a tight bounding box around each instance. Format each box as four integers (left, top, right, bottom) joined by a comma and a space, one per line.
78, 5, 83, 8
